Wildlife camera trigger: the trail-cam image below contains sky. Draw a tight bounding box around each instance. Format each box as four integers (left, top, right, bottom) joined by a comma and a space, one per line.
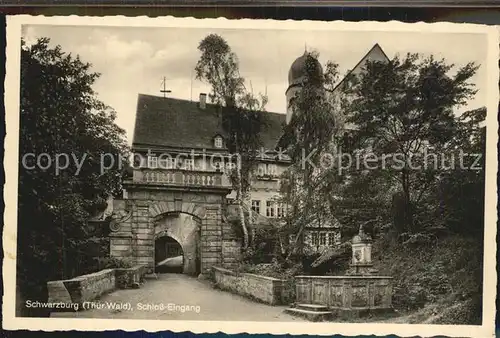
22, 25, 489, 144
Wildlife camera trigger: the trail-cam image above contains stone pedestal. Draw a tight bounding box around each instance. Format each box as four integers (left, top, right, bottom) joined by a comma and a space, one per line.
346, 226, 381, 276
346, 263, 378, 276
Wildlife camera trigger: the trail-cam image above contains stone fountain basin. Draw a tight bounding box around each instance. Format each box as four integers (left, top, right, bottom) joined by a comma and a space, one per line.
294, 275, 393, 315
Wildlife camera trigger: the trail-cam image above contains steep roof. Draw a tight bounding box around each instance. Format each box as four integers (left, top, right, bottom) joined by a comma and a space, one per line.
333, 43, 390, 92
132, 94, 286, 150
132, 44, 388, 151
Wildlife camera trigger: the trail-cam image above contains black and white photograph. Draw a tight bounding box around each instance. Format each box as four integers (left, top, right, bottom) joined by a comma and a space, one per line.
3, 16, 498, 336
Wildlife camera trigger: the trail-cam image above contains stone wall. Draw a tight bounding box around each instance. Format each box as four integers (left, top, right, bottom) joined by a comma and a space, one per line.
47, 269, 116, 306
115, 265, 147, 288
47, 266, 148, 310
221, 239, 241, 270
212, 267, 285, 305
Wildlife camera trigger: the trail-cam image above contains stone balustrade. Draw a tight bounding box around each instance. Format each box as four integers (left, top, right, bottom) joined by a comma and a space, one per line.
132, 168, 230, 188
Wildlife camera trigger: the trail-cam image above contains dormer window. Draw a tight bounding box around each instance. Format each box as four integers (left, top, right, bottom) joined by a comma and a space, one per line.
214, 135, 223, 149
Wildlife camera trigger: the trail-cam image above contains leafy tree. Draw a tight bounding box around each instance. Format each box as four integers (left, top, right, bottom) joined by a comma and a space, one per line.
17, 38, 127, 315
343, 53, 478, 232
430, 107, 486, 236
279, 52, 340, 259
195, 34, 268, 249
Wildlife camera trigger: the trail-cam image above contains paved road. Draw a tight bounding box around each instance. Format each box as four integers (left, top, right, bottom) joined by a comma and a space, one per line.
157, 255, 183, 268
53, 273, 304, 321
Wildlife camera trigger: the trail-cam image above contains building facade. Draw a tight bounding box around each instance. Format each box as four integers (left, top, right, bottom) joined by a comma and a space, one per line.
108, 43, 389, 273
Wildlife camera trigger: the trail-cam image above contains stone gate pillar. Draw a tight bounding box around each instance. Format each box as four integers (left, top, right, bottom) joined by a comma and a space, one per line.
109, 199, 133, 261
200, 205, 223, 273
133, 200, 154, 269
109, 199, 155, 272
221, 222, 242, 270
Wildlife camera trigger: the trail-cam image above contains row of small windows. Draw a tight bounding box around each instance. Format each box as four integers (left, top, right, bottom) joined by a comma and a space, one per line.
143, 156, 277, 177
257, 163, 278, 177
146, 157, 197, 170
310, 231, 341, 246
251, 200, 286, 218
144, 156, 239, 171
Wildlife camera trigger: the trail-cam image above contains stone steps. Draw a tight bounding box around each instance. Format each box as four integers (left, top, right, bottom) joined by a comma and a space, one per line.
296, 303, 329, 312
284, 307, 333, 322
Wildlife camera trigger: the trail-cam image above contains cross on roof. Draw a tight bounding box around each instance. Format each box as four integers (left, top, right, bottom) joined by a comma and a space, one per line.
160, 76, 172, 98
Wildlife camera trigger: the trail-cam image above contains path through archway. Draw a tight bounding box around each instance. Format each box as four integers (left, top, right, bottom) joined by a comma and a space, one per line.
154, 212, 201, 275
155, 236, 184, 273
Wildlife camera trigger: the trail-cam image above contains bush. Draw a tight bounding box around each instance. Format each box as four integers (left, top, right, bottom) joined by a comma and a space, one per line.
393, 284, 427, 311
373, 234, 483, 323
310, 240, 352, 275
432, 297, 482, 325
243, 226, 281, 264
95, 257, 134, 270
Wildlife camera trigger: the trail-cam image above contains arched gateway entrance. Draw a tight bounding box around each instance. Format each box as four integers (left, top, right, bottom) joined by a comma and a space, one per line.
155, 236, 184, 273
153, 212, 201, 275
109, 183, 241, 275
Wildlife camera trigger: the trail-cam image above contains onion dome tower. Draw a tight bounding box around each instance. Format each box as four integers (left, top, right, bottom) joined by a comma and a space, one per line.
285, 51, 323, 124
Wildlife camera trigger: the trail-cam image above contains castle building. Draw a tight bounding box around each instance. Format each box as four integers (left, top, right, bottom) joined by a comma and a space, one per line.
109, 43, 389, 274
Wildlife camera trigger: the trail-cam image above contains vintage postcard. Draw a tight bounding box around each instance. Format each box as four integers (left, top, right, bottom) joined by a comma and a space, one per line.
3, 15, 498, 337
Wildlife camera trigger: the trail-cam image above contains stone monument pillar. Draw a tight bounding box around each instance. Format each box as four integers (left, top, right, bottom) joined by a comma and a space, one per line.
347, 225, 377, 275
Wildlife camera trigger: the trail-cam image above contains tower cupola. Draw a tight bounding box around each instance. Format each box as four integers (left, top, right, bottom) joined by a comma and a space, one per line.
285, 51, 323, 124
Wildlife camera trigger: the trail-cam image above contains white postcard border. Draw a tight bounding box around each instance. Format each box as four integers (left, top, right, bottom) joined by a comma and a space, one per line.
3, 15, 498, 337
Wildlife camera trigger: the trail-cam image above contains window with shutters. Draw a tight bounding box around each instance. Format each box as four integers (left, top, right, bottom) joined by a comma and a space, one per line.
159, 156, 174, 169
148, 156, 158, 169
334, 232, 342, 245
319, 232, 327, 245
184, 159, 195, 170
251, 200, 261, 215
277, 203, 285, 218
268, 164, 277, 176
266, 201, 275, 217
213, 160, 223, 172
328, 232, 336, 246
312, 232, 319, 246
257, 163, 266, 176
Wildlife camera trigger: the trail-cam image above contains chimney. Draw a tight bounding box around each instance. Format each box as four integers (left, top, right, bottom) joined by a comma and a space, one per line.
199, 93, 207, 109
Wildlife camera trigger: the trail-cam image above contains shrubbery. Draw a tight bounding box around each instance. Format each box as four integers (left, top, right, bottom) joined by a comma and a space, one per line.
373, 234, 483, 324
94, 257, 135, 270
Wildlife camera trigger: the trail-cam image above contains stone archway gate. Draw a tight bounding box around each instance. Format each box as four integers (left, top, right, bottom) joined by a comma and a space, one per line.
108, 169, 241, 275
